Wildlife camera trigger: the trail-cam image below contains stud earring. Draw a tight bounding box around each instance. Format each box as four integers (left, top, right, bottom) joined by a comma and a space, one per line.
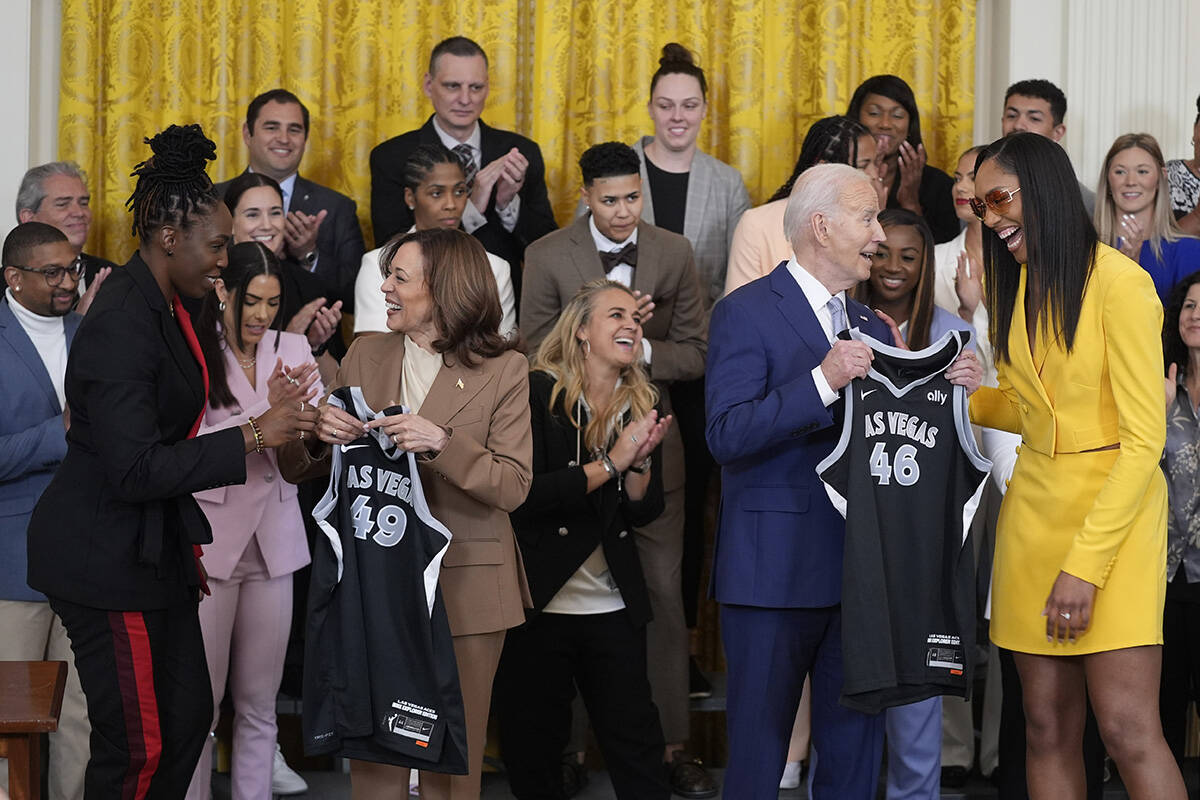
166, 249, 174, 257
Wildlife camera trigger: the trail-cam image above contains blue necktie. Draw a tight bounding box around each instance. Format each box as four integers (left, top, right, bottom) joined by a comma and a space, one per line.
827, 296, 847, 339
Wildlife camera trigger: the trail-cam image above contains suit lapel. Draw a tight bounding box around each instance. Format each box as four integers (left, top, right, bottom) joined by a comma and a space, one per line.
127, 255, 204, 408
290, 175, 314, 215
634, 137, 656, 226
568, 215, 607, 284
1011, 268, 1055, 409
477, 119, 503, 166
768, 264, 830, 361
682, 152, 713, 245
631, 222, 660, 298
0, 300, 59, 409
418, 356, 495, 426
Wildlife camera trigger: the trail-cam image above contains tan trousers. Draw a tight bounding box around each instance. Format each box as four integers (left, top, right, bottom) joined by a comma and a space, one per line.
350, 629, 505, 800
0, 599, 91, 800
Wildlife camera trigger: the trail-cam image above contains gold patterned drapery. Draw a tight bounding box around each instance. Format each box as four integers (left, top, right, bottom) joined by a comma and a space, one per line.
59, 0, 975, 261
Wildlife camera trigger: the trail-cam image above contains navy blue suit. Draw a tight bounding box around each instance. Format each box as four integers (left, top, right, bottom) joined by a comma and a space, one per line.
706, 262, 887, 798
0, 297, 79, 602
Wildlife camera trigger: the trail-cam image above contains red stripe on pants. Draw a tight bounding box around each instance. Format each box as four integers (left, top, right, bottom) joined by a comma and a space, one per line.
108, 611, 163, 800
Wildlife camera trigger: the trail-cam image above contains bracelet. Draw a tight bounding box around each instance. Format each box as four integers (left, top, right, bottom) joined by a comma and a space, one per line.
246, 415, 265, 454
600, 452, 622, 493
627, 457, 651, 474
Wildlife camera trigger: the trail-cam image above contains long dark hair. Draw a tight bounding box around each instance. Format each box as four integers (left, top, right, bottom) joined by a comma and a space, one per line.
377, 227, 517, 366
975, 133, 1097, 363
222, 172, 284, 217
195, 242, 286, 408
1164, 270, 1200, 376
769, 116, 870, 202
845, 75, 924, 148
852, 208, 938, 350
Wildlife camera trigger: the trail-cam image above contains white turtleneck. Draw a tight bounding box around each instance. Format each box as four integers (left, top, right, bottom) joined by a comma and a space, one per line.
6, 289, 68, 409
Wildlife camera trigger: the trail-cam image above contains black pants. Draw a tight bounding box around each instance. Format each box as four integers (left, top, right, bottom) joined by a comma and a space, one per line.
496, 610, 669, 799
996, 647, 1105, 800
50, 596, 211, 800
1160, 574, 1200, 796
670, 376, 713, 629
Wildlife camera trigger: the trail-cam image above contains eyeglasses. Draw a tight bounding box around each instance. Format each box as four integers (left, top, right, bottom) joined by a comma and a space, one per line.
969, 188, 1021, 221
7, 257, 84, 287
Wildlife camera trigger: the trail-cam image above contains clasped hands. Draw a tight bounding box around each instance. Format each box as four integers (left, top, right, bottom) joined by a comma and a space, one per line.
609, 410, 674, 473
819, 309, 982, 394
249, 359, 320, 449
473, 147, 529, 213
315, 404, 448, 454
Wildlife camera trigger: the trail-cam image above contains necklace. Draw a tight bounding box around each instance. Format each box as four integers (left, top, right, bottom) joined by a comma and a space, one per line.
237, 355, 256, 369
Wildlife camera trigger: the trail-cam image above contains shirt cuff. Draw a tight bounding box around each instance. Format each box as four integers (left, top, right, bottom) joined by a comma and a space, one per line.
496, 194, 520, 232
462, 201, 487, 234
811, 365, 838, 407
641, 338, 652, 365
308, 254, 319, 273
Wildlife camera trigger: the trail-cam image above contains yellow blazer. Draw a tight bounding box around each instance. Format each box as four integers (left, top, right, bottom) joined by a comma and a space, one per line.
279, 333, 533, 637
970, 243, 1166, 592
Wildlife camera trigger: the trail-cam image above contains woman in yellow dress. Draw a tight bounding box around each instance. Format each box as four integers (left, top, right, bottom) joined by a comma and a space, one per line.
969, 131, 1184, 799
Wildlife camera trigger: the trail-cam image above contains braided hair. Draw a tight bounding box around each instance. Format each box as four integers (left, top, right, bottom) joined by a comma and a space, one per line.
769, 116, 870, 202
402, 144, 467, 192
126, 123, 219, 240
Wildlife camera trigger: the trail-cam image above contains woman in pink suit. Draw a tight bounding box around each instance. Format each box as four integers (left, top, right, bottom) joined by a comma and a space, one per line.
185, 241, 322, 800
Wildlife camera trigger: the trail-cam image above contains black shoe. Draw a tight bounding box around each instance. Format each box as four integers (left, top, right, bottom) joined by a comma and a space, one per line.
561, 754, 588, 798
688, 657, 713, 699
941, 765, 969, 788
668, 751, 719, 799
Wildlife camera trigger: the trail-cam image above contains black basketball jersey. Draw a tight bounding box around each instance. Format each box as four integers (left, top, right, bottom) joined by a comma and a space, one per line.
817, 329, 991, 714
303, 386, 468, 773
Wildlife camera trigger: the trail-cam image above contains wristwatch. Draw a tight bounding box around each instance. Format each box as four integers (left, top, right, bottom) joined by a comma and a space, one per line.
627, 458, 651, 474
301, 250, 317, 268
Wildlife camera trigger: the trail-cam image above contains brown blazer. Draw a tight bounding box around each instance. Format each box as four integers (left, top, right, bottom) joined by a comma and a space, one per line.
279, 333, 533, 637
519, 214, 708, 491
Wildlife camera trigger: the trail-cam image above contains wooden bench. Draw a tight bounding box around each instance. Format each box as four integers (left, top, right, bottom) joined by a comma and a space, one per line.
0, 661, 67, 800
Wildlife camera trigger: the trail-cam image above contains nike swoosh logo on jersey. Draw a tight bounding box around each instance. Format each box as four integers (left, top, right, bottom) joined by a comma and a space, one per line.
340, 443, 369, 452
861, 389, 877, 399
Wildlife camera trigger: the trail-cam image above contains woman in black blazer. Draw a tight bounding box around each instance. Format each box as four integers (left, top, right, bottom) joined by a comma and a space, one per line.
496, 279, 674, 799
26, 124, 317, 798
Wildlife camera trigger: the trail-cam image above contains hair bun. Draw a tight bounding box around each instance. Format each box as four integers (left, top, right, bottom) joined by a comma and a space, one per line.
140, 124, 217, 183
659, 43, 695, 68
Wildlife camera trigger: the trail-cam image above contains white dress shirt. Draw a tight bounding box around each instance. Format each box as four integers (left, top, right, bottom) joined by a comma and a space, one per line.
784, 257, 843, 407
589, 216, 652, 364
431, 116, 519, 234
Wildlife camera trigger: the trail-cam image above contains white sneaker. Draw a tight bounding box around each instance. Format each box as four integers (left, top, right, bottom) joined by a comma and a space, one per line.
271, 742, 308, 795
779, 760, 803, 790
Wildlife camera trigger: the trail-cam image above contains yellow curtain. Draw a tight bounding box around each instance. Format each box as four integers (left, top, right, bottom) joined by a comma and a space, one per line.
60, 0, 975, 260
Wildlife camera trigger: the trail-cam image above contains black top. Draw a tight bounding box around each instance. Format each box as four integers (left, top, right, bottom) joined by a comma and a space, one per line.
644, 155, 689, 236
81, 251, 119, 287
887, 163, 960, 244
510, 370, 664, 625
26, 252, 247, 609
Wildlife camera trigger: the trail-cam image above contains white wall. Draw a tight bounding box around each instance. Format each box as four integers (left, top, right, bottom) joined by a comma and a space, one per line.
1, 1, 33, 227
976, 0, 1200, 190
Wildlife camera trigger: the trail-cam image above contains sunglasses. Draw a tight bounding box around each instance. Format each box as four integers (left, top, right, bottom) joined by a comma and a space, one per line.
969, 187, 1021, 221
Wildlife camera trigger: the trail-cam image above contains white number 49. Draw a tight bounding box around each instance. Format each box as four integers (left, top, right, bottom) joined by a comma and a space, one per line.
868, 442, 920, 486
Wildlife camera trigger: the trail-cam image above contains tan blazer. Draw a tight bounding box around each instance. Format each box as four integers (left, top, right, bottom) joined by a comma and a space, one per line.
279, 333, 533, 637
520, 214, 708, 491
723, 198, 791, 295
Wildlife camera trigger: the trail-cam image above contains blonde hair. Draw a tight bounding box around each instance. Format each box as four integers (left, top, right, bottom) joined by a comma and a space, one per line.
531, 280, 658, 452
1095, 133, 1191, 262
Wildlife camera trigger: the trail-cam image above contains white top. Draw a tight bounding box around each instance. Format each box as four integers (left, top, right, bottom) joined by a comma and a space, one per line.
588, 216, 652, 364
400, 337, 443, 413
352, 226, 517, 339
932, 229, 994, 385
430, 115, 519, 233
6, 288, 67, 409
784, 257, 843, 407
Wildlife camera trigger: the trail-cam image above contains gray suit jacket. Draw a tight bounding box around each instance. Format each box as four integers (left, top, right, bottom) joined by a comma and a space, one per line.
520, 214, 708, 490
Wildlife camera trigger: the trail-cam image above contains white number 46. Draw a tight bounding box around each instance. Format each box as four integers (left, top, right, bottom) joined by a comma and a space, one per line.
868, 442, 920, 486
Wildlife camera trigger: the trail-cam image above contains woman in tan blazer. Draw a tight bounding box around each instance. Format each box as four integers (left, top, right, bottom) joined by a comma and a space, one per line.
280, 227, 532, 800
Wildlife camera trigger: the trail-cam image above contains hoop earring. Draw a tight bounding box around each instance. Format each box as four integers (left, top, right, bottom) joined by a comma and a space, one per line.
581, 339, 591, 359
218, 300, 226, 311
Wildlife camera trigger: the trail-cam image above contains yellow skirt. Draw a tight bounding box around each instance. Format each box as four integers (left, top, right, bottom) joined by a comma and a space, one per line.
990, 446, 1167, 655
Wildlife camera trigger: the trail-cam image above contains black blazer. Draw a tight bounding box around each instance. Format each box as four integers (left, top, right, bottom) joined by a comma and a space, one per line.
81, 251, 118, 286
509, 370, 663, 625
369, 117, 559, 270
26, 252, 247, 609
215, 173, 367, 313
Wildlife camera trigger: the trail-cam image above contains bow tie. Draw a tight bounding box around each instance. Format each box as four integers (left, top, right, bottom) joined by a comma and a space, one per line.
599, 241, 637, 272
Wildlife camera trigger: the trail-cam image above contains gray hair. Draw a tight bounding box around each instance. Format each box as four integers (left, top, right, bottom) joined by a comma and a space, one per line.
16, 161, 88, 221
782, 162, 874, 249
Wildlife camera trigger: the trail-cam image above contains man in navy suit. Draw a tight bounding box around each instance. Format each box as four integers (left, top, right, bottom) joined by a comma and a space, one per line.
706, 163, 893, 798
216, 89, 366, 313
0, 222, 89, 799
369, 36, 558, 302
